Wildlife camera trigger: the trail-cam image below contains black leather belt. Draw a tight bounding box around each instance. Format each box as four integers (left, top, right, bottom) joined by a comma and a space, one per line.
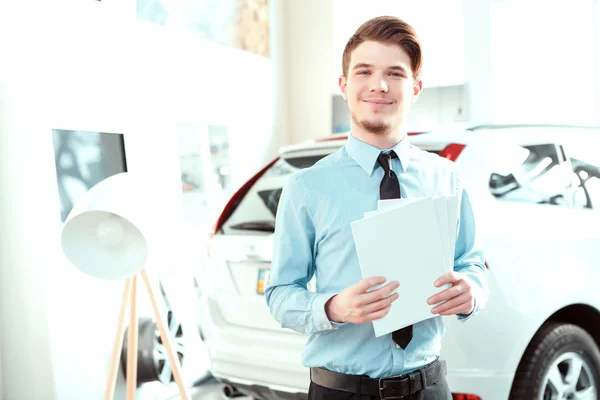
310, 359, 446, 399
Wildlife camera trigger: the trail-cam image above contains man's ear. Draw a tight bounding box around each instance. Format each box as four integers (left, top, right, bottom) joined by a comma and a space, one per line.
339, 75, 348, 100
412, 79, 423, 103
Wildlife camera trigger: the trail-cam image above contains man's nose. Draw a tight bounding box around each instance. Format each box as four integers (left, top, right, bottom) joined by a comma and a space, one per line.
369, 76, 388, 93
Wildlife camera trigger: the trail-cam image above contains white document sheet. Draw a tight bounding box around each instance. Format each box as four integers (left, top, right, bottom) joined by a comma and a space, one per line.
445, 196, 459, 269
351, 197, 458, 337
376, 196, 459, 270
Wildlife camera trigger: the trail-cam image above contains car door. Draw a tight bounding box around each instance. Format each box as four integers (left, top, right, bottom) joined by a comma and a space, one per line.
560, 139, 600, 286
483, 140, 576, 307
564, 143, 600, 210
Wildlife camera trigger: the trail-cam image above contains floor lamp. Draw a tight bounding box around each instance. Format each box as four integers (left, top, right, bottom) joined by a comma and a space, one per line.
60, 172, 191, 400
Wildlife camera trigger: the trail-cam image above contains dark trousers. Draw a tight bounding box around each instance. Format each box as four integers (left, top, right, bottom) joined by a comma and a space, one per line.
308, 377, 453, 400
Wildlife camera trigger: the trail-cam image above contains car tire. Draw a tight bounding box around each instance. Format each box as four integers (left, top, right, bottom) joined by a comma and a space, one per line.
121, 312, 185, 387
510, 322, 600, 399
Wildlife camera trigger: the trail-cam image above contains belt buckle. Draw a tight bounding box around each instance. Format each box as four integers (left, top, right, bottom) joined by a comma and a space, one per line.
378, 378, 405, 400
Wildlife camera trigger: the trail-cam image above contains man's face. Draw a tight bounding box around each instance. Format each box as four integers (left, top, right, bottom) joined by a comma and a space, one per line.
339, 41, 422, 135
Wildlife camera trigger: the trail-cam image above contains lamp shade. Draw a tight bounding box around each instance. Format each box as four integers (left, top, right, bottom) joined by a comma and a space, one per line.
61, 172, 160, 280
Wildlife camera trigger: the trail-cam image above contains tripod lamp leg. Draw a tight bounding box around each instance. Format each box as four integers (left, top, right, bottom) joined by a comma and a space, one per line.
126, 274, 139, 400
104, 278, 132, 400
140, 268, 191, 400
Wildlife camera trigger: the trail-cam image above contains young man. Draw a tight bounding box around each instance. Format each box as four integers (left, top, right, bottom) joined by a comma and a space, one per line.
265, 16, 489, 400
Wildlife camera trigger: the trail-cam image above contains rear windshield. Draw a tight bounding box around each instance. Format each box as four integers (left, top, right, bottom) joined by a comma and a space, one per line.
285, 155, 327, 169
224, 154, 329, 233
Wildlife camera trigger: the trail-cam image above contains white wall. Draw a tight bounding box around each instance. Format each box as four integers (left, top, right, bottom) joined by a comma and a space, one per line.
0, 0, 274, 399
489, 0, 599, 125
463, 0, 493, 125
0, 2, 61, 397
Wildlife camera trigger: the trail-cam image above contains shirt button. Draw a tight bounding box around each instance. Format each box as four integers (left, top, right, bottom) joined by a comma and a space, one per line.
396, 344, 401, 349
322, 323, 329, 330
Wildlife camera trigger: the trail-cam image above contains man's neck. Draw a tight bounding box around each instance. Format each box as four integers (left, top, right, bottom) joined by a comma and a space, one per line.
350, 124, 406, 150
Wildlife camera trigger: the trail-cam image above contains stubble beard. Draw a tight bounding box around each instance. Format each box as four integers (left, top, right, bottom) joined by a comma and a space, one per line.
351, 112, 391, 135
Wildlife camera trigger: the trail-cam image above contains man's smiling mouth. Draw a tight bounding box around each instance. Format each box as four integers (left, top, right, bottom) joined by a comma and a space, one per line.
362, 98, 393, 105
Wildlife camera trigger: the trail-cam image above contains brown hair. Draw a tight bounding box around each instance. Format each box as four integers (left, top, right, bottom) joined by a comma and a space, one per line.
341, 16, 423, 80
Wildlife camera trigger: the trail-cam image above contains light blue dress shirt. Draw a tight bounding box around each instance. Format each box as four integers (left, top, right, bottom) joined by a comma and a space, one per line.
265, 133, 489, 378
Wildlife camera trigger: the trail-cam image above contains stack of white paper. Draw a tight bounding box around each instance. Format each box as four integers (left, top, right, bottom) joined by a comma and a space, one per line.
350, 196, 459, 337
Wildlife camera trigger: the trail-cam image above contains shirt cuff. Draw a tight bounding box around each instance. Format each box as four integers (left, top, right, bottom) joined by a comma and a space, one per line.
311, 293, 348, 331
457, 297, 478, 322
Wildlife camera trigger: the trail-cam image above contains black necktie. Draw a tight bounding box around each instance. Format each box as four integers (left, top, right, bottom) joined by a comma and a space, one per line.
377, 151, 413, 350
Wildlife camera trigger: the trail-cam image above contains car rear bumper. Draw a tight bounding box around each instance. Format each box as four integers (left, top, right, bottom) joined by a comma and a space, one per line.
202, 293, 310, 395
208, 337, 309, 394
207, 329, 310, 400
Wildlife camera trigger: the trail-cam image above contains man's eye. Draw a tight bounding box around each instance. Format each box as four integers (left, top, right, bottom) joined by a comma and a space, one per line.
357, 71, 370, 75
389, 72, 403, 77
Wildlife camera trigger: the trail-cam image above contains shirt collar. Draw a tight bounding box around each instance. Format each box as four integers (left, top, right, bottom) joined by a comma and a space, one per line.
346, 132, 411, 176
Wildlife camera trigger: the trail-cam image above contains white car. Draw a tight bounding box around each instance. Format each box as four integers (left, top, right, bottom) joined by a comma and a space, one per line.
200, 124, 600, 400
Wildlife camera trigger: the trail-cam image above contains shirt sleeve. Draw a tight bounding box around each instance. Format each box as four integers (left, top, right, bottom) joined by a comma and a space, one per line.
265, 174, 341, 335
453, 175, 490, 322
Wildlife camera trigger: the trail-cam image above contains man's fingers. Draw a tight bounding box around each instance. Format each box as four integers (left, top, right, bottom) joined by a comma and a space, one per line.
354, 276, 387, 294
427, 283, 465, 305
359, 281, 399, 305
431, 292, 472, 315
360, 304, 392, 323
362, 292, 399, 315
439, 302, 473, 316
434, 271, 459, 288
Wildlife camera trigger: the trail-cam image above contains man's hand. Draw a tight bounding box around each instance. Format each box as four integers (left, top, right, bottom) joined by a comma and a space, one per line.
325, 276, 399, 324
428, 271, 475, 316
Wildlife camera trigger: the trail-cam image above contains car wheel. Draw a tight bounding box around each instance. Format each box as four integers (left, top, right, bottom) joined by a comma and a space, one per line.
510, 322, 600, 400
121, 311, 185, 386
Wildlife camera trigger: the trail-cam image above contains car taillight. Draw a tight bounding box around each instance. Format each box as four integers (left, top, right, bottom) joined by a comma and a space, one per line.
316, 135, 348, 142
452, 394, 482, 400
439, 143, 466, 161
315, 132, 425, 143
211, 156, 279, 236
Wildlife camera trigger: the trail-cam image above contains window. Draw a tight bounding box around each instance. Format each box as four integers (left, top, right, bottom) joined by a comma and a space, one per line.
222, 153, 330, 234
489, 143, 571, 206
